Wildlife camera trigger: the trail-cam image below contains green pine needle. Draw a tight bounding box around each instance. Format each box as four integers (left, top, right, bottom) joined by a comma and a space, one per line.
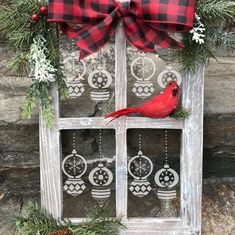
0, 0, 68, 128
207, 29, 235, 51
7, 52, 30, 76
172, 0, 235, 73
2, 0, 235, 126
172, 33, 216, 73
197, 0, 235, 24
15, 202, 125, 235
71, 205, 126, 235
171, 107, 192, 119
22, 82, 55, 128
57, 65, 70, 101
15, 202, 67, 235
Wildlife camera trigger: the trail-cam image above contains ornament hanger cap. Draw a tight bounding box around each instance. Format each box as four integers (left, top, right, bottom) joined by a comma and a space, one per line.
98, 162, 104, 168
164, 164, 170, 169
166, 65, 173, 70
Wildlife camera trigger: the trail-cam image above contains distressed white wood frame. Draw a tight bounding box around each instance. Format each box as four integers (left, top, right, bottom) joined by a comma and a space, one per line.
40, 1, 204, 234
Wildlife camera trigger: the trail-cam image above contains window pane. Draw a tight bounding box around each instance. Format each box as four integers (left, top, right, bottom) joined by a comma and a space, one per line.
127, 46, 182, 109
61, 129, 116, 218
127, 129, 181, 218
60, 36, 115, 118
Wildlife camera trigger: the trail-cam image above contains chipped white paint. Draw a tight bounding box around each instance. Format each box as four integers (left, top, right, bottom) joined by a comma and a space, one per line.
40, 84, 62, 219
40, 0, 204, 233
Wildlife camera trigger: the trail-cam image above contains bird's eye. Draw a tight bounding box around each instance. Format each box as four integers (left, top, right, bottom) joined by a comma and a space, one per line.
172, 88, 178, 97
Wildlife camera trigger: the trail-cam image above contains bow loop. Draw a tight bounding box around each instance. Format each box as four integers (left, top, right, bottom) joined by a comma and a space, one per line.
48, 0, 197, 60
116, 1, 131, 17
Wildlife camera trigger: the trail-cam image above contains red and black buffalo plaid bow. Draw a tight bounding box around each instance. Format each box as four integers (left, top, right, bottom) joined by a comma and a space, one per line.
48, 0, 196, 59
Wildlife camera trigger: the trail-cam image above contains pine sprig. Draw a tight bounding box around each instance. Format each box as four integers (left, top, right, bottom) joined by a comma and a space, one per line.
197, 0, 235, 24
15, 202, 125, 235
7, 52, 30, 75
0, 0, 47, 53
22, 82, 54, 128
39, 84, 55, 128
71, 206, 126, 235
1, 0, 235, 126
172, 0, 235, 73
15, 202, 66, 235
170, 107, 192, 119
57, 66, 70, 101
207, 29, 235, 51
21, 83, 39, 120
172, 33, 216, 73
0, 0, 68, 127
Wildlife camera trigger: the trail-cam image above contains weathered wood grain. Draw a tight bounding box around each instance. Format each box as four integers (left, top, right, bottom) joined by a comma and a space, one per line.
115, 22, 128, 219
180, 66, 204, 235
40, 84, 62, 219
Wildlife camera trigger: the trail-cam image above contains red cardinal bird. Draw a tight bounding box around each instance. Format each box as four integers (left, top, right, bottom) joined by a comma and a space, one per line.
105, 81, 179, 122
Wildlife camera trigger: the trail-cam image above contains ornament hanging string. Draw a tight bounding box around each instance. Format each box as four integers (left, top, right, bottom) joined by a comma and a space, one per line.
99, 129, 103, 162
164, 130, 168, 165
73, 131, 76, 150
47, 0, 197, 60
138, 134, 142, 151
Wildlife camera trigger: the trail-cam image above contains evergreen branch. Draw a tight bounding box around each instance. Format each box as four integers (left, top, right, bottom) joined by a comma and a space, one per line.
172, 33, 216, 73
72, 205, 126, 235
173, 0, 235, 73
7, 52, 30, 76
207, 29, 235, 51
57, 67, 69, 101
45, 25, 61, 65
40, 97, 55, 129
38, 82, 55, 128
0, 0, 47, 73
15, 202, 66, 235
21, 83, 40, 120
22, 82, 55, 128
170, 107, 191, 119
0, 0, 67, 128
197, 0, 235, 24
15, 202, 125, 235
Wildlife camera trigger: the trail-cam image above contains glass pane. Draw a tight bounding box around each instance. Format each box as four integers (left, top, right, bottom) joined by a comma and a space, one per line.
61, 129, 116, 218
127, 129, 181, 218
60, 35, 115, 118
127, 45, 182, 109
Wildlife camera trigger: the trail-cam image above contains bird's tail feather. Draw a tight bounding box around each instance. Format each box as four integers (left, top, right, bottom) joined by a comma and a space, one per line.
105, 107, 139, 123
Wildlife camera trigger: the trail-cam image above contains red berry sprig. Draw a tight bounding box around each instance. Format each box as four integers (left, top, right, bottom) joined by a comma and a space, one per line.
40, 6, 48, 14
31, 6, 47, 22
32, 13, 40, 22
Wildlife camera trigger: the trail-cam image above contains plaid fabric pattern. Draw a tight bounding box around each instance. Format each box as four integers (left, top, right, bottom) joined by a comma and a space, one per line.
48, 0, 196, 59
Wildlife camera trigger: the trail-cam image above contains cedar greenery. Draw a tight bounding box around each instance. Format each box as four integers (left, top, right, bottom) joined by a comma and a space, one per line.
0, 0, 235, 126
15, 202, 125, 235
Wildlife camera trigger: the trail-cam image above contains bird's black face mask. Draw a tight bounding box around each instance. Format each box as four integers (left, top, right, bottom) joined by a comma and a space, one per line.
172, 88, 178, 97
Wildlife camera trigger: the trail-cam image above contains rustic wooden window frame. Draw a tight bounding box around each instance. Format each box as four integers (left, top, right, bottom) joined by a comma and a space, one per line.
40, 16, 204, 235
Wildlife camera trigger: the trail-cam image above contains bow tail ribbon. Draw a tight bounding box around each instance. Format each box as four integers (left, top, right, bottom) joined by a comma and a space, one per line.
122, 15, 155, 52
142, 23, 185, 49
